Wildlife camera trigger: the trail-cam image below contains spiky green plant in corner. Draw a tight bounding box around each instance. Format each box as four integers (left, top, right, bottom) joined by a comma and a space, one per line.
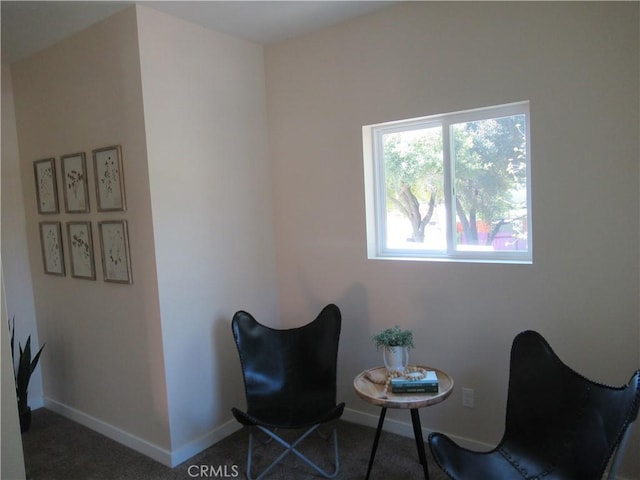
9, 316, 45, 432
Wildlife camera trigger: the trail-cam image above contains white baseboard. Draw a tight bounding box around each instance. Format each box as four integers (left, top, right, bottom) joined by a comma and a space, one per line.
170, 419, 242, 467
341, 406, 491, 451
43, 397, 241, 468
44, 398, 174, 466
38, 401, 638, 479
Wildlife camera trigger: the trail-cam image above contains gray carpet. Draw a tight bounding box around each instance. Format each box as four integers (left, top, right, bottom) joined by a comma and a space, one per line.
21, 408, 451, 480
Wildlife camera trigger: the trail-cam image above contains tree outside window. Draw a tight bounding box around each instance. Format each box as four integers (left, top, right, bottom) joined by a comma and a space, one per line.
365, 102, 531, 263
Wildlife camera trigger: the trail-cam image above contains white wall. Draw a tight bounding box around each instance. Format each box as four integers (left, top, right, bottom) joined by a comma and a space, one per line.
265, 2, 639, 477
6, 5, 279, 466
3, 1, 639, 475
136, 6, 279, 462
1, 61, 38, 480
1, 63, 42, 405
1, 273, 26, 480
9, 7, 172, 456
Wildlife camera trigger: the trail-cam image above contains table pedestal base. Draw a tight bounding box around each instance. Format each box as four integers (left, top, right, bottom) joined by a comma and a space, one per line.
365, 407, 430, 480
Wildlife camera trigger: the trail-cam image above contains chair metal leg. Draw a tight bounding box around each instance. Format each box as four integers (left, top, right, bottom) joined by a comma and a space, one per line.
246, 430, 256, 480
245, 424, 340, 480
316, 425, 331, 441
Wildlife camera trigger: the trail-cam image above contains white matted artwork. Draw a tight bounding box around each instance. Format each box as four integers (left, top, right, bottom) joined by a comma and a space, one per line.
93, 145, 126, 211
61, 152, 90, 213
98, 220, 132, 284
34, 158, 59, 214
67, 221, 96, 280
39, 222, 65, 276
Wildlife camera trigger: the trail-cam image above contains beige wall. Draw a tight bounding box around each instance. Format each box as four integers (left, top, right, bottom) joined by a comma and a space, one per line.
1, 63, 42, 402
3, 1, 639, 476
1, 273, 26, 479
265, 2, 639, 477
10, 7, 172, 455
5, 4, 279, 467
136, 6, 278, 459
1, 61, 30, 480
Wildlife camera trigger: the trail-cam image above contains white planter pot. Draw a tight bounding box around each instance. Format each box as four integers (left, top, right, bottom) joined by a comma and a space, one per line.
383, 346, 409, 373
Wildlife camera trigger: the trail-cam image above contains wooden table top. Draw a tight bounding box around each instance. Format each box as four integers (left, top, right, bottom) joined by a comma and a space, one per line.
353, 365, 454, 409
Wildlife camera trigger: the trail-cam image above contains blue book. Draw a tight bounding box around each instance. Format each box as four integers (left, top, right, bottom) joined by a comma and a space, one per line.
390, 370, 438, 388
391, 384, 439, 393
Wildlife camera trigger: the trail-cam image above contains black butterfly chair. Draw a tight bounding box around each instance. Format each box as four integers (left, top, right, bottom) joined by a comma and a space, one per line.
231, 304, 345, 480
429, 330, 640, 480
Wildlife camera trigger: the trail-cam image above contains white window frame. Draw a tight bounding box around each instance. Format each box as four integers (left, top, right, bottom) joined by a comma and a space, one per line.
363, 101, 532, 264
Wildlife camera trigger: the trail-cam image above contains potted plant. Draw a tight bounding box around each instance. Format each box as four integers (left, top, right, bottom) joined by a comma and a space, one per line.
372, 325, 414, 372
9, 317, 45, 432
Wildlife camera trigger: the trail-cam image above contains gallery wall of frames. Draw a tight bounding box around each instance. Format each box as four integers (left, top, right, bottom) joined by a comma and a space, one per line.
33, 145, 133, 284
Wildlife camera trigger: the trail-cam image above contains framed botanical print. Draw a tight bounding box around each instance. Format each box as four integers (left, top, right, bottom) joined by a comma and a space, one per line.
39, 222, 65, 276
34, 158, 59, 214
67, 222, 96, 280
98, 220, 132, 284
93, 145, 126, 212
61, 152, 90, 213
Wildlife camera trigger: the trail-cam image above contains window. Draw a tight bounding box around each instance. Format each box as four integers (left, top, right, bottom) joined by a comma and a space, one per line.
363, 102, 531, 263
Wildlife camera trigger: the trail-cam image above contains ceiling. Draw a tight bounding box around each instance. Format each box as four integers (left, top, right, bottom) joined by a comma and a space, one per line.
1, 1, 398, 64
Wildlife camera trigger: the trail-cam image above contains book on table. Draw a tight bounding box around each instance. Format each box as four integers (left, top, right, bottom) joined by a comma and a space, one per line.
391, 370, 439, 393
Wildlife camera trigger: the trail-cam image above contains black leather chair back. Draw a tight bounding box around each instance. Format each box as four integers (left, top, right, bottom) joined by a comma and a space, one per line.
501, 330, 640, 479
232, 304, 342, 429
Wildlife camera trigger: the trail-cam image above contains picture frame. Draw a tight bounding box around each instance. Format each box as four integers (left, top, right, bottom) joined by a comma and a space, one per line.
98, 220, 132, 284
33, 158, 59, 214
93, 145, 126, 212
67, 222, 96, 280
39, 222, 65, 276
61, 152, 90, 213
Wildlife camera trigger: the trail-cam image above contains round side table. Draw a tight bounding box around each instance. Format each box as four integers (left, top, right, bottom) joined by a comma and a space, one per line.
354, 366, 454, 480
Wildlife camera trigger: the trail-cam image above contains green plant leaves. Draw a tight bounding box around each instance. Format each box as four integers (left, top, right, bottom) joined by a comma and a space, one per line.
8, 317, 45, 414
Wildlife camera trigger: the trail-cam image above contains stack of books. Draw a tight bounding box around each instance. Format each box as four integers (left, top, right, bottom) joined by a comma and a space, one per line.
391, 370, 439, 393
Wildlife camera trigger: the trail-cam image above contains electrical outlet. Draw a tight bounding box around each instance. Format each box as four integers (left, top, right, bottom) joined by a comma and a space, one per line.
462, 387, 474, 408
